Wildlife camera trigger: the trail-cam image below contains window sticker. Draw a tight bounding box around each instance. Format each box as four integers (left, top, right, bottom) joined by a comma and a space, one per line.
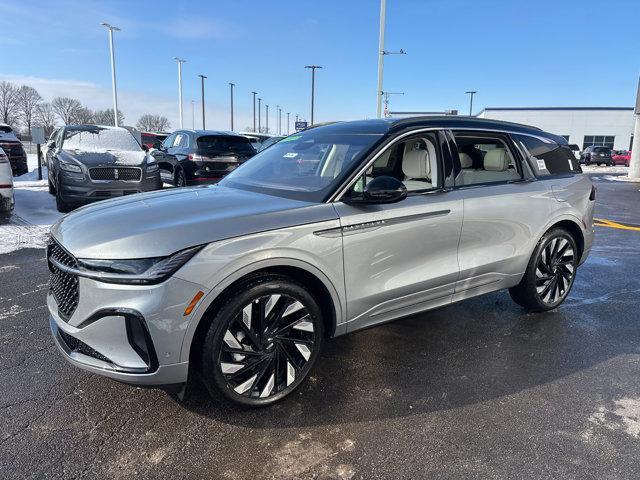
280, 135, 301, 143
283, 152, 298, 158
536, 159, 547, 171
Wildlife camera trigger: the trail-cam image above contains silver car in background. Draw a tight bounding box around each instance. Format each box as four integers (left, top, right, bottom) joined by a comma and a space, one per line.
47, 125, 161, 212
47, 117, 595, 407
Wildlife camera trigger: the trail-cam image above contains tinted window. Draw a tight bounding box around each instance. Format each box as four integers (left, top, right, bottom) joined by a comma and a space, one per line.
515, 135, 580, 176
173, 133, 189, 148
197, 136, 255, 154
162, 133, 176, 149
453, 132, 521, 186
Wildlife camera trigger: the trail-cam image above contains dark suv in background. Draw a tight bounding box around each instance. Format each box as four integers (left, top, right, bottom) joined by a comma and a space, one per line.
151, 130, 256, 186
581, 146, 613, 166
0, 124, 28, 176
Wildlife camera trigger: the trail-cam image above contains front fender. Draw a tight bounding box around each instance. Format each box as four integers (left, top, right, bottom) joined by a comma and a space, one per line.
175, 221, 346, 363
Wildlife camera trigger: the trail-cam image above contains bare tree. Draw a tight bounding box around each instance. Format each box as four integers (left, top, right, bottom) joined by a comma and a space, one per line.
93, 108, 124, 126
0, 81, 19, 127
136, 113, 171, 132
34, 103, 58, 136
15, 85, 42, 134
51, 97, 82, 124
73, 107, 94, 124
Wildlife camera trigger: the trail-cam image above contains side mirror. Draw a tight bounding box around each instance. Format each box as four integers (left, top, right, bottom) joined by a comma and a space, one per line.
346, 175, 407, 204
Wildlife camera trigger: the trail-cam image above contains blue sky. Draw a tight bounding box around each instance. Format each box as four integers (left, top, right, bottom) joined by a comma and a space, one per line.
2, 0, 639, 130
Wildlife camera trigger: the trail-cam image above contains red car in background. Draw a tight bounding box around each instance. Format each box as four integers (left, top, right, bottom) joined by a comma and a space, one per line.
141, 132, 169, 150
612, 150, 631, 166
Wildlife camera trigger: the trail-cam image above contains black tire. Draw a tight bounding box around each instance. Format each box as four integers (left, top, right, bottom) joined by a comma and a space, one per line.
174, 168, 186, 187
509, 228, 578, 312
200, 274, 324, 407
55, 180, 73, 213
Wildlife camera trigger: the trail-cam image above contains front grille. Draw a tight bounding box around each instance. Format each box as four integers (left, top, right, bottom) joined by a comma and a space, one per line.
58, 329, 111, 364
89, 167, 141, 181
48, 240, 79, 320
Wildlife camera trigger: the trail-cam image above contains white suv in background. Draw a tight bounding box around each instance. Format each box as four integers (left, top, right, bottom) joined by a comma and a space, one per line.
0, 147, 14, 216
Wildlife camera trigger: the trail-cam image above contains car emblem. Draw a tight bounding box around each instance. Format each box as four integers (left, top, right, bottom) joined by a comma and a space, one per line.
114, 168, 119, 180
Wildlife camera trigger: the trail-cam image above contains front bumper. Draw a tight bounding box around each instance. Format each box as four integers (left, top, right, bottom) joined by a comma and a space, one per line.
47, 272, 206, 385
59, 170, 162, 205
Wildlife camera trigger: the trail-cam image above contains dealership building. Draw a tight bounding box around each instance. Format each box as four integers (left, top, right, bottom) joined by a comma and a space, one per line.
476, 107, 635, 151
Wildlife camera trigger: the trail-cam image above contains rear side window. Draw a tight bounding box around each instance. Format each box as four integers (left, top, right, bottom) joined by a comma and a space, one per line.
197, 136, 255, 154
514, 135, 580, 176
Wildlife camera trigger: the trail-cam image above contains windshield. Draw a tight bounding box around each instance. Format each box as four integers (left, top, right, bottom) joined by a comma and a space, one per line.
197, 135, 255, 155
62, 127, 141, 151
594, 147, 611, 154
219, 129, 383, 202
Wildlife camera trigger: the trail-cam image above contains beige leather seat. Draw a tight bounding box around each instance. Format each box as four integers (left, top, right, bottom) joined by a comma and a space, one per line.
459, 148, 520, 184
402, 148, 432, 191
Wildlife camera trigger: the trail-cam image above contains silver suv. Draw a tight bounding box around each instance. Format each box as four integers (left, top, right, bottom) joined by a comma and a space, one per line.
47, 117, 595, 407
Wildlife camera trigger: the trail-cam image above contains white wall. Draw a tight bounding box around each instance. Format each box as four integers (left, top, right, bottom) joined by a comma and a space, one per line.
477, 109, 634, 150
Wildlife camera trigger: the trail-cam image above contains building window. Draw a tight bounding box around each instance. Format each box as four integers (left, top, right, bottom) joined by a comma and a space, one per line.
583, 135, 615, 150
631, 135, 634, 151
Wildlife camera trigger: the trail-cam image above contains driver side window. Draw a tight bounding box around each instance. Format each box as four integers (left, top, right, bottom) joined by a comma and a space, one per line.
352, 133, 441, 194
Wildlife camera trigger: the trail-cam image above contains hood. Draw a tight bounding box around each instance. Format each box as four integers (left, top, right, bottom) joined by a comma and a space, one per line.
60, 149, 146, 167
50, 186, 337, 259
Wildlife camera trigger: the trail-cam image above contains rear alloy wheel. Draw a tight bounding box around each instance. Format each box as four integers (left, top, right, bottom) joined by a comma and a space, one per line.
509, 228, 578, 312
201, 275, 323, 407
174, 168, 186, 187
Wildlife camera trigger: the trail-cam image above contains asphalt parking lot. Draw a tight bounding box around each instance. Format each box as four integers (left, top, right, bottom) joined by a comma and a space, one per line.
1, 173, 640, 480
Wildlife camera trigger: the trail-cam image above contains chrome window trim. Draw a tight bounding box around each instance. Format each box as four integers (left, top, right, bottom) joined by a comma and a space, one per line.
328, 126, 557, 203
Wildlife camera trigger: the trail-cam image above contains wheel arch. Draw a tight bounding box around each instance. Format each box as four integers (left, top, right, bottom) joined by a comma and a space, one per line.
538, 216, 585, 260
180, 259, 344, 366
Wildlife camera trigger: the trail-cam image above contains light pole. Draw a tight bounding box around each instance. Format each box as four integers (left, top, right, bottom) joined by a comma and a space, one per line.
375, 0, 405, 118
191, 100, 195, 128
265, 104, 269, 133
258, 98, 262, 133
287, 112, 290, 135
229, 82, 235, 131
276, 105, 281, 134
198, 74, 207, 129
376, 0, 386, 119
174, 57, 186, 128
629, 78, 640, 179
101, 23, 120, 127
465, 90, 477, 116
305, 65, 322, 125
251, 91, 257, 132
382, 91, 404, 117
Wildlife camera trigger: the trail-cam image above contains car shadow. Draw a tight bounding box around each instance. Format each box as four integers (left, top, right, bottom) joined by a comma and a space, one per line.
177, 262, 637, 428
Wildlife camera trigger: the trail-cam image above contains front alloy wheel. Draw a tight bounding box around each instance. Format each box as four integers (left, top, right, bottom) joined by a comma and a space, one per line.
201, 275, 323, 407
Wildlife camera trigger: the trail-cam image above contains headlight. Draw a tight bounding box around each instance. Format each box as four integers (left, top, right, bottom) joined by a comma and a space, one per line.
73, 245, 203, 284
59, 162, 82, 173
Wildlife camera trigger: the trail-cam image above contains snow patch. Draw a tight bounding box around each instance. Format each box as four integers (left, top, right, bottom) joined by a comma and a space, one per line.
584, 397, 640, 440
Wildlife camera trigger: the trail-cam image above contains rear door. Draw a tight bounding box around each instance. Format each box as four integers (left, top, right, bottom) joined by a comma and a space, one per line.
335, 130, 463, 332
449, 130, 553, 300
